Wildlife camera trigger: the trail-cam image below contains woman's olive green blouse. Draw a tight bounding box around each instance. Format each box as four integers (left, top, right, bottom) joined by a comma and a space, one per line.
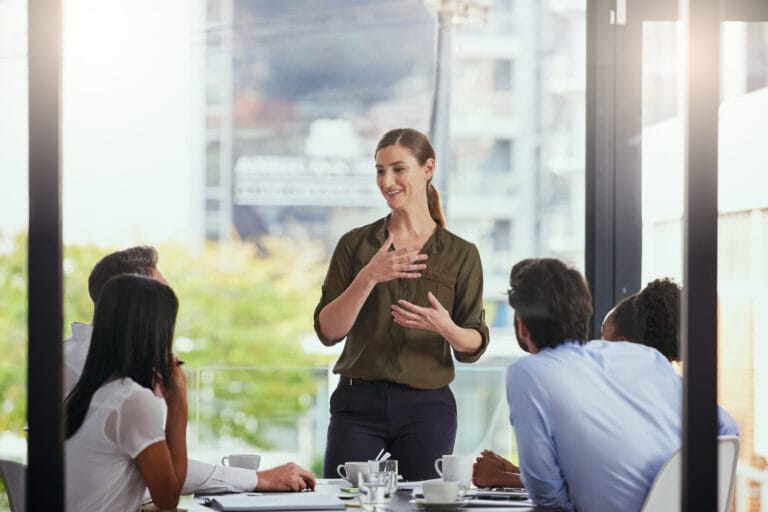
314, 217, 489, 390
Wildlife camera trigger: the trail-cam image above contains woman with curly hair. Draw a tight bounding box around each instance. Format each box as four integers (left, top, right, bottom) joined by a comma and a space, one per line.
600, 277, 738, 435
600, 277, 680, 362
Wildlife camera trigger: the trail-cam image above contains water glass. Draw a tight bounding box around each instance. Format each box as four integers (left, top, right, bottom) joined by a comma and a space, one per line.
358, 472, 393, 511
368, 459, 398, 492
368, 459, 398, 474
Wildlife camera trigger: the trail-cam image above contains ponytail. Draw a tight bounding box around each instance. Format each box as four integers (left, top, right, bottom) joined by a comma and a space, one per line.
427, 182, 446, 227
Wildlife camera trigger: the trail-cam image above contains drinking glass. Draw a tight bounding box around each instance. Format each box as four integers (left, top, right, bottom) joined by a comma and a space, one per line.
368, 459, 398, 492
358, 472, 393, 510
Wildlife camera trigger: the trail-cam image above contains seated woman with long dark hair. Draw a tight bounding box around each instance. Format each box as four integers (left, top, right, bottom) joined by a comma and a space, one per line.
65, 273, 186, 510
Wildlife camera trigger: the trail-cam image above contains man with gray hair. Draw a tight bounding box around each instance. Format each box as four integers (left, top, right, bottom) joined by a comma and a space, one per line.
65, 246, 316, 494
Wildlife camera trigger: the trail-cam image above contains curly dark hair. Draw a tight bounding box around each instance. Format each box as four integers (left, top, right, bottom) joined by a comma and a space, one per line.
633, 277, 680, 361
507, 258, 593, 350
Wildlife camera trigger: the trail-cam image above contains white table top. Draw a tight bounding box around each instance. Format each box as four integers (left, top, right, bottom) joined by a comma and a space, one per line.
182, 481, 540, 512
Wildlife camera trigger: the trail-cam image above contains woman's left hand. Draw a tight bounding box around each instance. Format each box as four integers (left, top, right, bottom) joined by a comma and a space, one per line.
391, 291, 454, 336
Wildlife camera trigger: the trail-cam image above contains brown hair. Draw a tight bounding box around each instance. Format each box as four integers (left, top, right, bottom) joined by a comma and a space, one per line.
375, 128, 446, 227
88, 246, 158, 303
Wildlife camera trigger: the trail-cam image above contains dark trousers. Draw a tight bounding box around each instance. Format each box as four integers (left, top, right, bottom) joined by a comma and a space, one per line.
323, 376, 457, 482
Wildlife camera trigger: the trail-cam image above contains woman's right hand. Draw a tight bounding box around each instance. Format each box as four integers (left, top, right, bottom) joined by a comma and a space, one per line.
160, 353, 187, 405
361, 234, 428, 284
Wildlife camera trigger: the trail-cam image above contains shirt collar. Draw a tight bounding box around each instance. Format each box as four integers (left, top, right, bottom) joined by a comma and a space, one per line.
71, 322, 93, 341
373, 215, 444, 254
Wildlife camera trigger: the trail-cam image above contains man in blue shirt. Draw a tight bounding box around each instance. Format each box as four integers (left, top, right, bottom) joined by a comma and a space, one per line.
506, 258, 683, 512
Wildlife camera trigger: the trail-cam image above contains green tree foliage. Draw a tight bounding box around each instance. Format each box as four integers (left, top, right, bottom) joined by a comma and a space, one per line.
0, 234, 27, 435
0, 234, 334, 448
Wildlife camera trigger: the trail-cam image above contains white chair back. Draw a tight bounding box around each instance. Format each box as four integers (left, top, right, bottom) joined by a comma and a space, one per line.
718, 436, 739, 511
640, 435, 740, 512
0, 458, 26, 512
641, 445, 682, 512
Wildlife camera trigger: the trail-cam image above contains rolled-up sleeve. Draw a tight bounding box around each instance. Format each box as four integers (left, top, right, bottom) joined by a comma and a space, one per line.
452, 243, 489, 363
181, 459, 257, 494
314, 232, 356, 346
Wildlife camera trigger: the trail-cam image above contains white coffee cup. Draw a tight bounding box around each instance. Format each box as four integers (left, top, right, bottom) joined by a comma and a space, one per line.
434, 454, 473, 488
221, 453, 261, 470
337, 461, 370, 487
422, 479, 460, 503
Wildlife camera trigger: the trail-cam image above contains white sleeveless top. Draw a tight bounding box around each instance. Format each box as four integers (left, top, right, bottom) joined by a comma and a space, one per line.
66, 378, 165, 511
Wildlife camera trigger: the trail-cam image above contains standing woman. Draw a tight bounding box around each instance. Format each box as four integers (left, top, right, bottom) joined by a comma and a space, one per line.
315, 128, 489, 480
65, 274, 187, 511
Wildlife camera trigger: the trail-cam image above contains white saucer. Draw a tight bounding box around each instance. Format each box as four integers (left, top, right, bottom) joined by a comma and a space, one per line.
410, 498, 469, 510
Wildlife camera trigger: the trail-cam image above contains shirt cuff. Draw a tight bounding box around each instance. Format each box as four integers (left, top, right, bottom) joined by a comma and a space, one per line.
226, 465, 260, 492
182, 459, 258, 494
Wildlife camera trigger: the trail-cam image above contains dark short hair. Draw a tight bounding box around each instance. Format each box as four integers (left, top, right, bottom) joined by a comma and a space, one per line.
604, 294, 642, 341
507, 258, 593, 350
88, 246, 158, 303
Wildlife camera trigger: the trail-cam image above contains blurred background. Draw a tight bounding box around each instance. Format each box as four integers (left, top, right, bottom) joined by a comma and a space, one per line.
1, 0, 767, 509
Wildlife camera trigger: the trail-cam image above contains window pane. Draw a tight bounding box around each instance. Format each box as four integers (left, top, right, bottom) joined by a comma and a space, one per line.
1, 0, 586, 482
0, 0, 29, 499
719, 22, 768, 508
642, 19, 768, 509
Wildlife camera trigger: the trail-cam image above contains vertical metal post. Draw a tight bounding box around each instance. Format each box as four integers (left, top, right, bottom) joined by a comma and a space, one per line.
430, 7, 453, 213
585, 0, 617, 336
681, 0, 720, 509
219, 0, 234, 242
612, 11, 642, 305
27, 0, 64, 509
586, 0, 643, 337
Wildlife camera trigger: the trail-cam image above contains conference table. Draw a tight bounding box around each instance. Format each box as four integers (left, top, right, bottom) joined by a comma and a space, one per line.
177, 479, 542, 512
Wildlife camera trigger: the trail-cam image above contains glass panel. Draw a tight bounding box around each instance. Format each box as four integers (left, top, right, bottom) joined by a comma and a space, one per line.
185, 366, 514, 475
0, 0, 28, 507
1, 0, 586, 494
642, 18, 768, 509
718, 21, 768, 509
641, 21, 684, 284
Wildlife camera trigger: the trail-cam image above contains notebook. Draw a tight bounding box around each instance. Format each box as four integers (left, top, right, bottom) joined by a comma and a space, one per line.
464, 488, 533, 508
201, 492, 346, 511
466, 488, 529, 500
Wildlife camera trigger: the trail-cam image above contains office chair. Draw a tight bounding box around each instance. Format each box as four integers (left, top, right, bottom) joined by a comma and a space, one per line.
0, 458, 26, 512
641, 435, 740, 512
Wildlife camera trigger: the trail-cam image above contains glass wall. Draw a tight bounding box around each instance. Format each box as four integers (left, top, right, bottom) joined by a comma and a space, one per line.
1, 0, 586, 503
641, 17, 768, 512
0, 0, 28, 508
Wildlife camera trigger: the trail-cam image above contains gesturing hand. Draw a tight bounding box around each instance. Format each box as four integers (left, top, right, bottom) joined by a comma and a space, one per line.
362, 234, 428, 284
391, 291, 453, 336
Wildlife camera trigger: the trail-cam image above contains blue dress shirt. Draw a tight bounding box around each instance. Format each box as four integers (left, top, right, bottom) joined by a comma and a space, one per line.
506, 340, 738, 512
